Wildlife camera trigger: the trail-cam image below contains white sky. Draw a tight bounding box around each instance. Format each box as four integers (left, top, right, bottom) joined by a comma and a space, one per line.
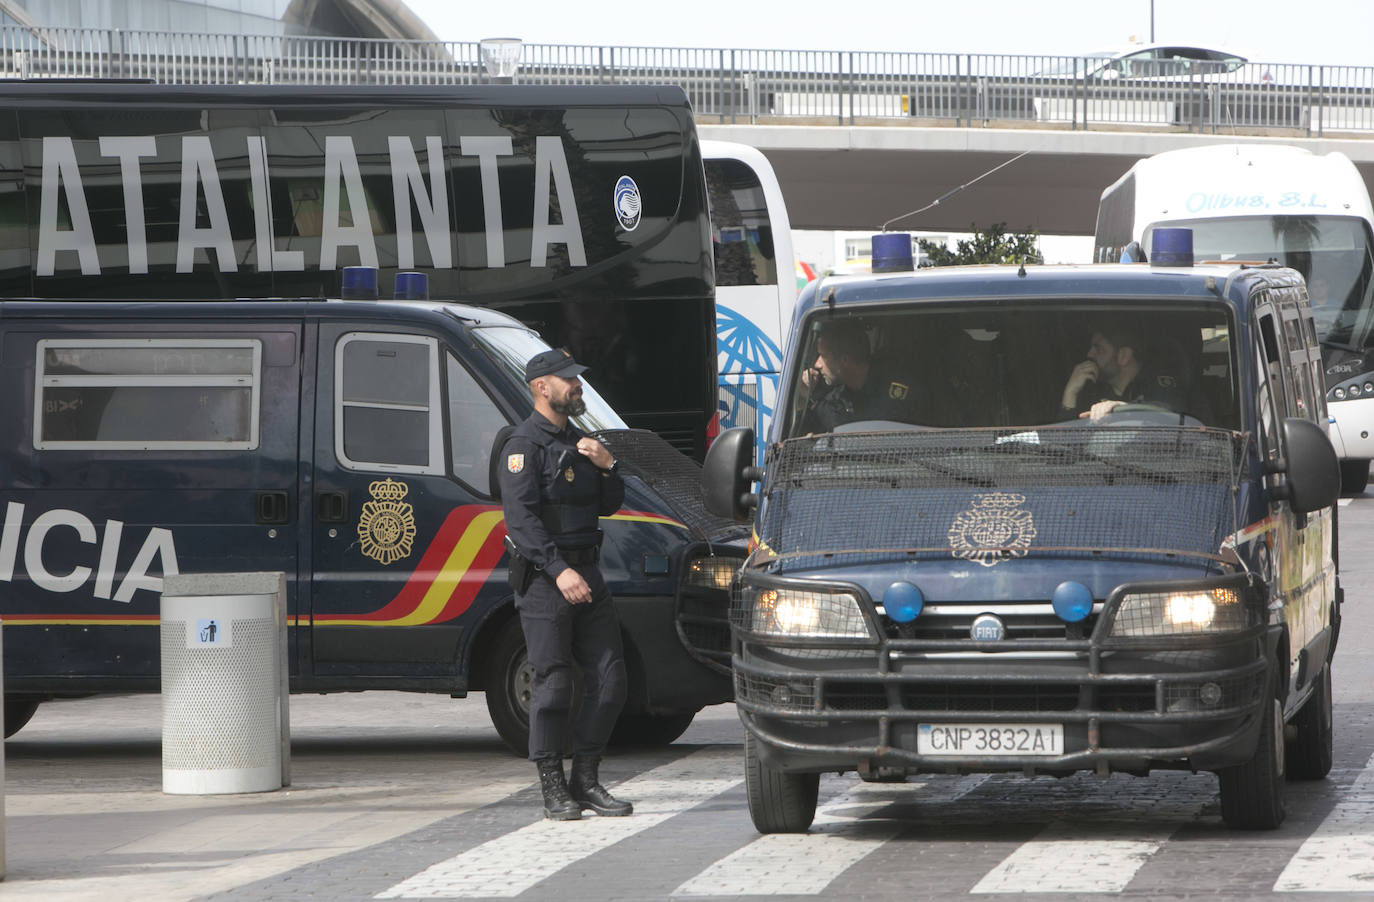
404, 0, 1373, 67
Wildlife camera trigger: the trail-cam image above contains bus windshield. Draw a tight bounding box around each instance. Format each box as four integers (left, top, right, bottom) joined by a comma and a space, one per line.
470, 323, 627, 434
1145, 215, 1374, 351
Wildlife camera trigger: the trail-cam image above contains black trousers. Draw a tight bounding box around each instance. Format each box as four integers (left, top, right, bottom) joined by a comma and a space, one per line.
515, 562, 628, 762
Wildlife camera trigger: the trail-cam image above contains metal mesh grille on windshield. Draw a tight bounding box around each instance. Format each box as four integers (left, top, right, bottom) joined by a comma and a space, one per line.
594, 428, 741, 541
757, 426, 1247, 571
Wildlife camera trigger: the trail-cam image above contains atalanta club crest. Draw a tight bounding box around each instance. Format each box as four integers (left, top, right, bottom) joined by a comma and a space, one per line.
614, 175, 641, 231
947, 492, 1037, 568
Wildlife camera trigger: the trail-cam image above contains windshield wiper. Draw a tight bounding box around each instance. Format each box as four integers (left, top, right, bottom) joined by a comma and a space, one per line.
979, 434, 1181, 483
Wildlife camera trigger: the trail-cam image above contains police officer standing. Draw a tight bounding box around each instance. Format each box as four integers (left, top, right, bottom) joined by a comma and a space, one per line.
497, 348, 633, 821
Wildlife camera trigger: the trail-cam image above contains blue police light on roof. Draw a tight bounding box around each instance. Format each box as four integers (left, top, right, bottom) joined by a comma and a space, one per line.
883, 581, 924, 622
1051, 580, 1094, 623
341, 265, 379, 299
871, 232, 914, 273
394, 271, 429, 300
1151, 228, 1194, 267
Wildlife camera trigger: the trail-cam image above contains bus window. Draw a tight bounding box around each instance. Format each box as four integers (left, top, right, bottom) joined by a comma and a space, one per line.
702, 141, 796, 463
706, 157, 777, 288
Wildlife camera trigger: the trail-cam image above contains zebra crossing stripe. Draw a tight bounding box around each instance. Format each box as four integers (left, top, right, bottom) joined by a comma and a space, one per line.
1273, 751, 1374, 892
970, 816, 1194, 894
673, 775, 988, 896
375, 747, 740, 899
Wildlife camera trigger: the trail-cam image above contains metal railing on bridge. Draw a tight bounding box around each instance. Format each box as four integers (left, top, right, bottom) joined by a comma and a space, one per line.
0, 25, 1371, 136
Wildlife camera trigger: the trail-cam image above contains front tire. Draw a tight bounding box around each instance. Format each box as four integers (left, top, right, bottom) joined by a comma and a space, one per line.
4, 697, 41, 739
484, 618, 535, 756
1218, 676, 1286, 829
1340, 459, 1369, 495
610, 711, 696, 748
1286, 664, 1334, 780
744, 731, 819, 833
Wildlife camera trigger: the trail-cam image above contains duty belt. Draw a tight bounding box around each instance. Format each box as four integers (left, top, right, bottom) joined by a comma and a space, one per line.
560, 546, 601, 565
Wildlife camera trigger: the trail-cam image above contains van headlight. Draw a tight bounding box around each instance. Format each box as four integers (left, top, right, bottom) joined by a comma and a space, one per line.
684, 555, 738, 590
738, 584, 873, 639
1110, 587, 1250, 637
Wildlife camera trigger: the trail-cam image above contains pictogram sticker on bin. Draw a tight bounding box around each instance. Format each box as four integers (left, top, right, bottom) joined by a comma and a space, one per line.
188, 618, 234, 648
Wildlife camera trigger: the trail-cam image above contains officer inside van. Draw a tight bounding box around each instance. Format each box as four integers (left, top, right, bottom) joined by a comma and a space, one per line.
797, 320, 918, 434
497, 348, 633, 822
1059, 323, 1188, 421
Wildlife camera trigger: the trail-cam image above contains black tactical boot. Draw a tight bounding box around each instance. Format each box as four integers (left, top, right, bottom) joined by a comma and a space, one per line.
568, 755, 633, 816
536, 758, 582, 821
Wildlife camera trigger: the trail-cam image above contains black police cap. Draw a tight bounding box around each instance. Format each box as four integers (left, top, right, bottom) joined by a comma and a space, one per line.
524, 347, 588, 382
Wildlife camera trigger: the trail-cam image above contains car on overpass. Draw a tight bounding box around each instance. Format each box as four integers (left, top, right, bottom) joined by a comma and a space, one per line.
1037, 44, 1249, 80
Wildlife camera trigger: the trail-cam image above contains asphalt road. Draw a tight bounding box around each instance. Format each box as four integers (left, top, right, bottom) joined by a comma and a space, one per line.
3, 496, 1374, 901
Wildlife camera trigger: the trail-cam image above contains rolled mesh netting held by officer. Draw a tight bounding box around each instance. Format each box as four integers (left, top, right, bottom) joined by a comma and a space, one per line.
593, 429, 744, 541
752, 426, 1248, 572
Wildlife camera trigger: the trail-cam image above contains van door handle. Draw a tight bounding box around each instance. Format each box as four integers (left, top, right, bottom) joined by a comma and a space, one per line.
316, 491, 348, 523
255, 491, 291, 525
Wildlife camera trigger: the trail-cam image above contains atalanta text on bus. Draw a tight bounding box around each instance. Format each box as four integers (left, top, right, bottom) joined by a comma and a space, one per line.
36, 134, 589, 276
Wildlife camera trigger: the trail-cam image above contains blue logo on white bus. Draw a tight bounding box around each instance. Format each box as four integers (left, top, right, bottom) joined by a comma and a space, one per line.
614, 176, 641, 231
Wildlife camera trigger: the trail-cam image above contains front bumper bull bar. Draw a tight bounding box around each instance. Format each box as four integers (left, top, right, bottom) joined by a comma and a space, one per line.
733, 574, 1276, 773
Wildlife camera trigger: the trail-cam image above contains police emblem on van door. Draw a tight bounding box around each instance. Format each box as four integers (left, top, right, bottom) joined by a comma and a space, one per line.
358, 478, 417, 565
614, 175, 641, 231
947, 493, 1037, 568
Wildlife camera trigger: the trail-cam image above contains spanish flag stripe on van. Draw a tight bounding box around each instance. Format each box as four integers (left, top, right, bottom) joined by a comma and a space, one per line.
313, 505, 503, 625
312, 505, 689, 626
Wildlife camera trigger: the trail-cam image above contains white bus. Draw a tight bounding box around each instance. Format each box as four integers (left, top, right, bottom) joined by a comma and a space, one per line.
1095, 143, 1374, 492
702, 141, 797, 463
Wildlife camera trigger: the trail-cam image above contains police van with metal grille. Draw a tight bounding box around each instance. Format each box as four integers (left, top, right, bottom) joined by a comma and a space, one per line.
0, 277, 743, 750
703, 230, 1342, 831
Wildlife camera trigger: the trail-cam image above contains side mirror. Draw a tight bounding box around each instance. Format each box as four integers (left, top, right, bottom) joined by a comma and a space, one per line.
701, 427, 759, 521
1278, 418, 1340, 515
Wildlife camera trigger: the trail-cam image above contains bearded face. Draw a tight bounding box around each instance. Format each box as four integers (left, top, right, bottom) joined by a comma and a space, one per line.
546, 376, 587, 417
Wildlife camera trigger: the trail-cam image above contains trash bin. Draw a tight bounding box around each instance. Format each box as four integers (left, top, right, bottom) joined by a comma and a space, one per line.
160, 572, 289, 794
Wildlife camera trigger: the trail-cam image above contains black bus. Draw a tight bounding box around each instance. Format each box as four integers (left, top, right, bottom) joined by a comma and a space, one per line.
0, 82, 714, 457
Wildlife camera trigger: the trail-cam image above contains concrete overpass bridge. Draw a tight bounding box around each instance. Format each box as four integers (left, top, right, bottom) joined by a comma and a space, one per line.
698, 123, 1374, 236
3, 25, 1371, 237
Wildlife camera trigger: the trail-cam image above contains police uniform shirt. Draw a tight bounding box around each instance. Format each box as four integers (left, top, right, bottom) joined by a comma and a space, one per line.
497, 411, 625, 579
1064, 367, 1186, 417
802, 361, 917, 433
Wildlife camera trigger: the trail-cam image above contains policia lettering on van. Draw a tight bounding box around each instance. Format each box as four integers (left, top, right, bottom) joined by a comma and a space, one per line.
705, 241, 1342, 832
0, 290, 743, 750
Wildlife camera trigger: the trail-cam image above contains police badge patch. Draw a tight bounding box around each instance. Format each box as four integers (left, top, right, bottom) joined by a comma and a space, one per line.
507, 453, 525, 473
888, 381, 909, 400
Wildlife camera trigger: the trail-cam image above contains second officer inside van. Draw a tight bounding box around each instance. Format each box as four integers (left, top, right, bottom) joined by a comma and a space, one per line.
497, 348, 634, 821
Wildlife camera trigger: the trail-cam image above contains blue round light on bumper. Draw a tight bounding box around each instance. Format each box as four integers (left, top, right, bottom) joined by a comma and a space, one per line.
883, 581, 924, 623
1052, 581, 1094, 623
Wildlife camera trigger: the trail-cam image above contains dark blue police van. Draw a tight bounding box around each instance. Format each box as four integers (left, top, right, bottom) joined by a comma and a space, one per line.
705, 251, 1341, 831
0, 290, 743, 750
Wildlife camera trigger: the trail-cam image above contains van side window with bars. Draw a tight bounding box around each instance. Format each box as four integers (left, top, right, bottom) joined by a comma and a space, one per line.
335, 332, 443, 475
35, 338, 261, 450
